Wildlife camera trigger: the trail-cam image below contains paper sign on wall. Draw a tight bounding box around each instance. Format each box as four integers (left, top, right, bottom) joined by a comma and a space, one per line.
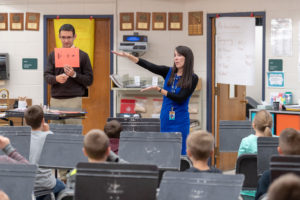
54, 48, 79, 68
271, 18, 292, 57
215, 17, 255, 86
22, 58, 37, 70
268, 71, 284, 88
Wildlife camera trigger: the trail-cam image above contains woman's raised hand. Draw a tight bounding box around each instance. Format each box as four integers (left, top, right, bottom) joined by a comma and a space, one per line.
111, 50, 139, 63
111, 50, 129, 57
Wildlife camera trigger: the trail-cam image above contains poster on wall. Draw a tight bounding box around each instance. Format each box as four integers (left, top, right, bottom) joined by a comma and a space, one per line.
215, 17, 255, 85
267, 71, 284, 88
271, 18, 292, 57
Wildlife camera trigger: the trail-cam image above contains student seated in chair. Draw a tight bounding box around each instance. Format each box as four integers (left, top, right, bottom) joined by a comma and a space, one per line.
82, 129, 110, 163
267, 173, 300, 200
238, 110, 273, 157
185, 130, 221, 173
255, 128, 300, 200
238, 110, 273, 199
0, 135, 28, 164
66, 129, 126, 186
104, 120, 123, 154
25, 105, 65, 200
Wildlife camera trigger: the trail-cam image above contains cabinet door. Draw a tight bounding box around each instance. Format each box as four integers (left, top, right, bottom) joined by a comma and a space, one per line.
276, 114, 300, 135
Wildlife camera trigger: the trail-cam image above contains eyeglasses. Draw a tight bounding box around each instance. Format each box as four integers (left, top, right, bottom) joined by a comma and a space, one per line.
60, 36, 74, 40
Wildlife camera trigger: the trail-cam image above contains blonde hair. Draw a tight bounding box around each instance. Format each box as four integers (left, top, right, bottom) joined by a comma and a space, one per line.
253, 110, 272, 137
83, 129, 109, 160
279, 128, 300, 155
186, 130, 214, 160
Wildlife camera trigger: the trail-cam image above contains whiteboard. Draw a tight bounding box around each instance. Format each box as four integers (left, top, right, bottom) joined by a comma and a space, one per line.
216, 17, 255, 85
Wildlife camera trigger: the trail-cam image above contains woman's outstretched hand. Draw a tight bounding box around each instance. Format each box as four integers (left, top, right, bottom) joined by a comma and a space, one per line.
111, 50, 139, 63
141, 86, 159, 92
111, 50, 128, 57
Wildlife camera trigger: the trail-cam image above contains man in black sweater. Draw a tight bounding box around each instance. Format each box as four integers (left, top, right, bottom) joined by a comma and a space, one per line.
44, 24, 93, 124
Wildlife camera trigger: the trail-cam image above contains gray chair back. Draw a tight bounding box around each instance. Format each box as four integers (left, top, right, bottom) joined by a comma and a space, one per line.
108, 117, 160, 123
219, 120, 253, 152
270, 155, 300, 182
257, 137, 279, 175
0, 163, 37, 200
119, 132, 182, 170
49, 123, 82, 135
39, 134, 87, 169
158, 171, 244, 200
121, 124, 161, 132
235, 154, 258, 190
0, 126, 31, 159
74, 162, 158, 200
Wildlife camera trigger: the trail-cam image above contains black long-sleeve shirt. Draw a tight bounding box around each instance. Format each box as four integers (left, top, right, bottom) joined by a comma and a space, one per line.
44, 49, 93, 99
137, 58, 198, 103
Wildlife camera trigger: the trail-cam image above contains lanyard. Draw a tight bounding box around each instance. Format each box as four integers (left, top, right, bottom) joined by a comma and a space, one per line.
171, 75, 179, 93
169, 75, 179, 120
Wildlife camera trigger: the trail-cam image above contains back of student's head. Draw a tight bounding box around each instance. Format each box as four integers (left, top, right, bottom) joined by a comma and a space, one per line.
24, 105, 44, 129
186, 130, 214, 161
279, 128, 300, 155
84, 129, 109, 160
253, 110, 273, 137
0, 190, 10, 200
104, 120, 122, 138
267, 173, 300, 200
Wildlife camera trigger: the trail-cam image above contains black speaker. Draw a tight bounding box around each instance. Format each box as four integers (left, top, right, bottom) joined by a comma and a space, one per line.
0, 53, 9, 80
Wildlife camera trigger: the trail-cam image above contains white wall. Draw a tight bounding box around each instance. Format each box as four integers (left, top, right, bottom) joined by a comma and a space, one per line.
1, 0, 300, 129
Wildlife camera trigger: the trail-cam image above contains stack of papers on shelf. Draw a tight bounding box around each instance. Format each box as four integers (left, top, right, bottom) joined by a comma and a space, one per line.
110, 74, 124, 88
283, 105, 300, 111
110, 74, 164, 88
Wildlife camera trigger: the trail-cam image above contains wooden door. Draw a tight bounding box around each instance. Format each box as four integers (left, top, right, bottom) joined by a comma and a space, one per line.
210, 17, 247, 170
82, 19, 111, 134
216, 84, 246, 170
46, 18, 111, 134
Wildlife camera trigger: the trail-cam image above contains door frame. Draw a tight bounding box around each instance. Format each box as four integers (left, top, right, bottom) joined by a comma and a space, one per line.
43, 15, 114, 116
206, 11, 266, 132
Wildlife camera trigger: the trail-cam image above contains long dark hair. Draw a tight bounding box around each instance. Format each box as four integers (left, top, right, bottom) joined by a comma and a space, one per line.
167, 46, 194, 89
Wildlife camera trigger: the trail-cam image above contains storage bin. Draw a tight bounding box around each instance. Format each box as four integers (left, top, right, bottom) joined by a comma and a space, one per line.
120, 99, 136, 113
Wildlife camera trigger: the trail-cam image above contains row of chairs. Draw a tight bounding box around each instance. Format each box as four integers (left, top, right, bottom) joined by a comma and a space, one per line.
107, 117, 161, 132
4, 154, 299, 200
236, 154, 300, 193
0, 162, 245, 200
0, 125, 185, 170
1, 121, 279, 173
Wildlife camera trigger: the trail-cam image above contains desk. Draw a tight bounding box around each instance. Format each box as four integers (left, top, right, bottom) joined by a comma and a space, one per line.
250, 109, 300, 135
5, 108, 86, 124
0, 98, 32, 126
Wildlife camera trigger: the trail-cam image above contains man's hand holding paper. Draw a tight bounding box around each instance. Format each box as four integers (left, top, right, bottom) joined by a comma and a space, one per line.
64, 65, 76, 77
56, 73, 69, 84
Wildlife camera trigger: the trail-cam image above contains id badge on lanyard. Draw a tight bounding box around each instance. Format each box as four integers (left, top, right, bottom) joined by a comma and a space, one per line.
169, 76, 178, 121
169, 107, 175, 120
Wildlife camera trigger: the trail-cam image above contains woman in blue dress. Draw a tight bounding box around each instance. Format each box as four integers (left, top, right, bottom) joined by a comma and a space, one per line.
112, 46, 198, 155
